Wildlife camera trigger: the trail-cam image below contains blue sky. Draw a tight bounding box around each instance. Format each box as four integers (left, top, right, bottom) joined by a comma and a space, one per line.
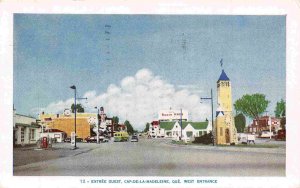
13, 14, 285, 128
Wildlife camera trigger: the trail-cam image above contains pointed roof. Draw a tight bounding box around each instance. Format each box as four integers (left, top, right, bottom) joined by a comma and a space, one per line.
159, 121, 209, 130
218, 69, 230, 81
216, 105, 224, 117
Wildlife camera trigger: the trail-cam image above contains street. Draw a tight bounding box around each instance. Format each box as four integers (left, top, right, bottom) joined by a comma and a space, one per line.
14, 138, 285, 176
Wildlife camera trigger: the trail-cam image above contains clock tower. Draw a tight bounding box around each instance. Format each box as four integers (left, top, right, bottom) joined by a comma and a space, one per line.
215, 69, 238, 145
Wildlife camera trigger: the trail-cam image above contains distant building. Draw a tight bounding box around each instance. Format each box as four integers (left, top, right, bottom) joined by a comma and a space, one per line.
40, 109, 97, 140
248, 116, 281, 133
160, 121, 212, 139
13, 109, 40, 146
148, 120, 212, 139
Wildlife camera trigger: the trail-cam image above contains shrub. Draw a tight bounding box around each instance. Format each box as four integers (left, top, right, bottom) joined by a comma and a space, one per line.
192, 133, 213, 145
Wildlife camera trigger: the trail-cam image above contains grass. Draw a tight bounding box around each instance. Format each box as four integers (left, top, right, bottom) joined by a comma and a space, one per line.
171, 140, 192, 145
172, 141, 280, 148
218, 144, 280, 148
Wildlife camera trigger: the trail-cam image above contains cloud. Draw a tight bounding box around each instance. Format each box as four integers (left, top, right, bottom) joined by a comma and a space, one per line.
36, 68, 210, 130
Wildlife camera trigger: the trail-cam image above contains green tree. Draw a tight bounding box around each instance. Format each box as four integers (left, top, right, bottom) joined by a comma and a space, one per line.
144, 123, 150, 132
234, 113, 246, 133
274, 99, 286, 118
234, 93, 269, 120
71, 103, 84, 113
112, 116, 119, 124
124, 120, 134, 135
112, 116, 120, 131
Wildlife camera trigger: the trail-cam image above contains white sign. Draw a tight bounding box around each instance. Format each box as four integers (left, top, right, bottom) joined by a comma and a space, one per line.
71, 132, 76, 146
158, 110, 188, 121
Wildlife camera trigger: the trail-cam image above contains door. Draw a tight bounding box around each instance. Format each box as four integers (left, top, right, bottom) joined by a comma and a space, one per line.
225, 128, 230, 143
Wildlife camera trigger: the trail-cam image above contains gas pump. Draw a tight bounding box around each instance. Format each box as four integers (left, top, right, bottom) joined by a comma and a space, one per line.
41, 137, 48, 148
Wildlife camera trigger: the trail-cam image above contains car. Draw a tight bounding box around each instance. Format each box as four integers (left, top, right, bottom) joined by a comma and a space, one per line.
85, 136, 97, 143
99, 136, 109, 143
275, 129, 286, 141
259, 131, 273, 138
131, 135, 138, 142
76, 138, 83, 142
64, 137, 71, 142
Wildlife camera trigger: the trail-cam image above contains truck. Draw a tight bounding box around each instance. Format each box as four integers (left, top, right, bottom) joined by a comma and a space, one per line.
114, 132, 129, 142
238, 133, 255, 144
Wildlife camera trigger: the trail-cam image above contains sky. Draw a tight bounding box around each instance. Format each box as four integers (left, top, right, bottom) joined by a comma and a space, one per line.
13, 14, 286, 130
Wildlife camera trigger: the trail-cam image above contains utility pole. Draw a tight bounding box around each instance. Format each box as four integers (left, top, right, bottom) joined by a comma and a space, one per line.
201, 88, 215, 146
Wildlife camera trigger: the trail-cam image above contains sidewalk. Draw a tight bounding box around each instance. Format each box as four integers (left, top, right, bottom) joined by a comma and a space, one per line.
165, 139, 286, 154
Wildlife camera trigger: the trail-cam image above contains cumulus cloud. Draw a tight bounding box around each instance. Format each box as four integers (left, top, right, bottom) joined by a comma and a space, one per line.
36, 68, 210, 130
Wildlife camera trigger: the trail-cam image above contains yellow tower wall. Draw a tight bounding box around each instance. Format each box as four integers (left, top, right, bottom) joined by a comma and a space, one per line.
217, 81, 232, 112
215, 116, 227, 145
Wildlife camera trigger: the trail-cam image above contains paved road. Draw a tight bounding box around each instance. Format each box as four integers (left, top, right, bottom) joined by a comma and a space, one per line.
14, 138, 285, 176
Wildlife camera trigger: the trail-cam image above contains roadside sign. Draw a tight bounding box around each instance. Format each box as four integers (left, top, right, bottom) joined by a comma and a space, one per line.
71, 132, 76, 146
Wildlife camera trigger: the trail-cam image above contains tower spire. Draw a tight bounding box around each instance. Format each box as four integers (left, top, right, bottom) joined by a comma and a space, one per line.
220, 58, 223, 69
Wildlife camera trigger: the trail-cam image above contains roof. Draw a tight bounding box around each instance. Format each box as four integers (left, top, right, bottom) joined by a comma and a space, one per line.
46, 129, 65, 133
15, 123, 40, 128
217, 69, 230, 82
159, 122, 175, 130
160, 121, 209, 130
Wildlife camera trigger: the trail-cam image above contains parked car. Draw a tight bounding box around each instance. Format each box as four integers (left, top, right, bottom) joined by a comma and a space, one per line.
131, 135, 139, 142
85, 136, 97, 143
259, 131, 273, 138
275, 129, 286, 141
99, 136, 109, 142
64, 137, 71, 142
76, 138, 83, 142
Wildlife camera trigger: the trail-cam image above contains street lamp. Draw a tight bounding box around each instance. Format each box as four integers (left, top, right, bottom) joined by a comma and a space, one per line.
70, 85, 87, 149
94, 106, 100, 144
201, 88, 215, 146
70, 85, 77, 149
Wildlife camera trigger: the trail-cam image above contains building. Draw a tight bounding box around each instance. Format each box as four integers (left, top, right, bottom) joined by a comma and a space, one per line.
40, 109, 97, 140
13, 109, 41, 146
40, 129, 67, 142
160, 121, 212, 139
215, 69, 238, 145
248, 116, 281, 133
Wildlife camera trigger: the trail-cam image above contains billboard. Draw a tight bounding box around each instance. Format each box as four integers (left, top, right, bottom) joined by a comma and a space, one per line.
158, 110, 188, 121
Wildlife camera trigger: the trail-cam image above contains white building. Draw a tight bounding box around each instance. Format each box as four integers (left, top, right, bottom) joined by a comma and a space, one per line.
13, 109, 41, 146
40, 129, 66, 143
160, 121, 212, 139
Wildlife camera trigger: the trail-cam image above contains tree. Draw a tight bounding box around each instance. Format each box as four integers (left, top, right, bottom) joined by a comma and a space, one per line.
71, 103, 84, 113
124, 120, 134, 135
234, 113, 246, 133
144, 123, 150, 132
234, 94, 269, 120
274, 99, 286, 118
112, 116, 119, 125
112, 116, 119, 130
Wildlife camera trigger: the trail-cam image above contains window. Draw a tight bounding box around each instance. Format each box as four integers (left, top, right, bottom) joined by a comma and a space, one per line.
199, 131, 203, 136
220, 127, 223, 136
203, 131, 207, 135
21, 127, 25, 142
29, 129, 35, 140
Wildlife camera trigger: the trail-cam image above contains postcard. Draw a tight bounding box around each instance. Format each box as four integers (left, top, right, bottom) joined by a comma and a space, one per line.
0, 0, 299, 188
